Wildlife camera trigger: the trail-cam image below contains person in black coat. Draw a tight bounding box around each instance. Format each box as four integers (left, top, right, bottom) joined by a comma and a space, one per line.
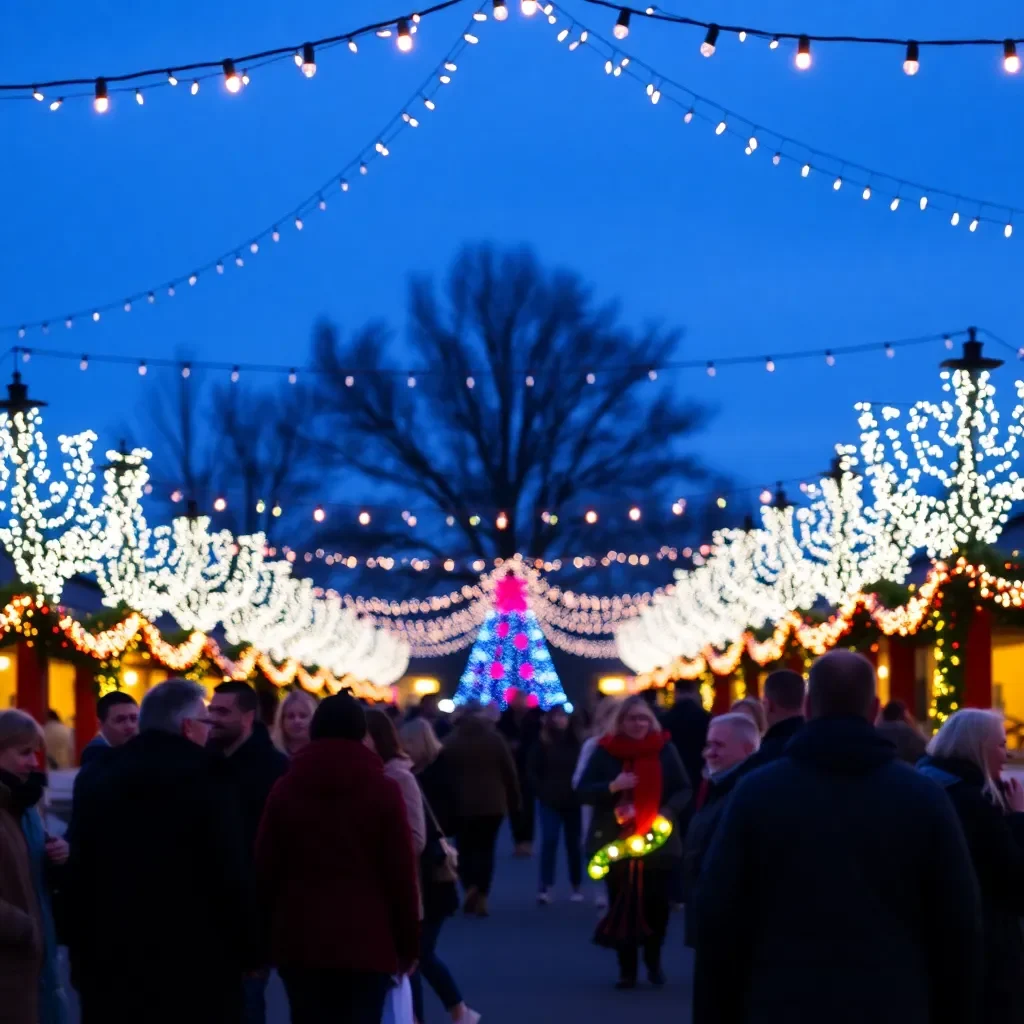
747, 669, 805, 767
578, 696, 692, 988
400, 718, 480, 1024
498, 692, 542, 855
528, 706, 583, 901
660, 681, 710, 806
693, 650, 981, 1024
680, 712, 761, 945
67, 679, 250, 1024
919, 708, 1024, 1023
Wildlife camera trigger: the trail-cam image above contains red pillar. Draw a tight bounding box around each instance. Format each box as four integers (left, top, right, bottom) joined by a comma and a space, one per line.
743, 660, 761, 699
888, 637, 917, 714
711, 674, 731, 716
15, 641, 48, 724
74, 664, 98, 765
965, 606, 993, 708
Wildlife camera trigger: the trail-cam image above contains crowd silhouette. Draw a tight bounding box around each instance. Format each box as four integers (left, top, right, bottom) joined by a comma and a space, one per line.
0, 648, 1022, 1023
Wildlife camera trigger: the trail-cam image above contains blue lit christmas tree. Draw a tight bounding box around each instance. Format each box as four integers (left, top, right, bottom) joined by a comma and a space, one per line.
455, 572, 567, 711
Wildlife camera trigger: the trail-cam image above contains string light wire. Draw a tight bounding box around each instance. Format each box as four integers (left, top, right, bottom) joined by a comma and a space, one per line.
0, 0, 468, 98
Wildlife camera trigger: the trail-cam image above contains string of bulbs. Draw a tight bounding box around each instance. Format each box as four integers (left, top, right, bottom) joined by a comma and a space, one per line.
543, 1, 1023, 231
5, 0, 477, 109
7, 2, 1020, 338
7, 328, 981, 385
2, 14, 487, 339
585, 0, 1024, 76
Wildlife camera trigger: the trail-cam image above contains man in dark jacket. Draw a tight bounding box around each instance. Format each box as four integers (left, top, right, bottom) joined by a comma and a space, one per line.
661, 681, 711, 801
208, 681, 288, 1024
67, 678, 249, 1024
693, 650, 982, 1024
681, 712, 761, 944
78, 690, 139, 767
747, 669, 805, 767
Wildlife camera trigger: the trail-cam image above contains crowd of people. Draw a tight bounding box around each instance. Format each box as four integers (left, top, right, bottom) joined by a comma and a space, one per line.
1, 648, 1023, 1023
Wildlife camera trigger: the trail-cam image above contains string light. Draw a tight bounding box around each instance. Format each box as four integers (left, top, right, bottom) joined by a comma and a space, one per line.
903, 40, 920, 75
614, 9, 631, 39
93, 78, 109, 113
223, 59, 242, 93
493, 0, 509, 20
795, 35, 811, 69
358, 510, 372, 525
1005, 39, 1021, 73
397, 19, 414, 51
300, 43, 317, 77
522, 0, 539, 13
190, 79, 200, 95
313, 505, 326, 522
700, 24, 719, 56
135, 89, 144, 105
49, 98, 62, 111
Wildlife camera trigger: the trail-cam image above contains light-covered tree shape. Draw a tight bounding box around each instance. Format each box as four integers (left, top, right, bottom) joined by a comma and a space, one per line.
0, 380, 101, 601
855, 337, 1024, 559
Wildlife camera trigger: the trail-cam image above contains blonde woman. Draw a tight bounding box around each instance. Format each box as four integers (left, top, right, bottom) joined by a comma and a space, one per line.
271, 690, 317, 757
730, 697, 767, 737
578, 696, 691, 988
919, 709, 1024, 1021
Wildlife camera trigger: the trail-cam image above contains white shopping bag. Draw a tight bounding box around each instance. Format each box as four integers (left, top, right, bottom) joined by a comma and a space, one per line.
382, 976, 414, 1024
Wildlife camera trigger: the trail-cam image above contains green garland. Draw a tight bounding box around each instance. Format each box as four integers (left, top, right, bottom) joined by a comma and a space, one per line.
586, 815, 673, 881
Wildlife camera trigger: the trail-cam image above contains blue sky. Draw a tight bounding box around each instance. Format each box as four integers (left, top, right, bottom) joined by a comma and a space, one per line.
3, 0, 1022, 520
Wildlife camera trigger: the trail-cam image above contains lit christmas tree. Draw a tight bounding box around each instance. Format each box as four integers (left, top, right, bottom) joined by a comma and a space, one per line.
456, 571, 567, 710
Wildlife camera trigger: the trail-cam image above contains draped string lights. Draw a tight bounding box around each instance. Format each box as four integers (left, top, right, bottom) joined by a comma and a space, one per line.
0, 380, 409, 687
537, 4, 1023, 235
583, 1, 1024, 79
2, 12, 491, 340
2, 0, 466, 109
616, 336, 1024, 682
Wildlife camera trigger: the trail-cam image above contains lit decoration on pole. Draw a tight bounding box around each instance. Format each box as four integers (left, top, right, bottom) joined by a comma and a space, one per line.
454, 567, 568, 709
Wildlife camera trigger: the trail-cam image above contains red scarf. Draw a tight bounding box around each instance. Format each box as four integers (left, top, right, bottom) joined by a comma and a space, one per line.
599, 731, 668, 835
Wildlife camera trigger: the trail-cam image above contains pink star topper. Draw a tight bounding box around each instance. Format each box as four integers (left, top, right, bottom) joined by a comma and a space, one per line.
494, 573, 529, 614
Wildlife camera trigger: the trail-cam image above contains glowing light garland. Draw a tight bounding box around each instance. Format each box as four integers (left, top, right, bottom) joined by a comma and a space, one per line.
618, 337, 1024, 678
587, 814, 673, 880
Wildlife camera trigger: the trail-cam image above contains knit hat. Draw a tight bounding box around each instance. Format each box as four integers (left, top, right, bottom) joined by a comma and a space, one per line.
311, 692, 367, 742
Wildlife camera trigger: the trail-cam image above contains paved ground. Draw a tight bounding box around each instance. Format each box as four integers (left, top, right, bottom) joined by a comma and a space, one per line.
64, 830, 695, 1023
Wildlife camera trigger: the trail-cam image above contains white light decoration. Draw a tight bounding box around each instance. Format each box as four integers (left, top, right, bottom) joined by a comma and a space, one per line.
0, 379, 101, 601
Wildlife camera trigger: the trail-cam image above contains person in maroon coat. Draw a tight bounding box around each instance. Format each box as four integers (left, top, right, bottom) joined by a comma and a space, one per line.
255, 692, 420, 1024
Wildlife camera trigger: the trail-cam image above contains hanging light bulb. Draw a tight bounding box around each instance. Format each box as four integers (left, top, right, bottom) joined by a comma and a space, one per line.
795, 35, 811, 70
295, 216, 304, 230
181, 363, 191, 379
190, 79, 200, 95
213, 497, 227, 512
397, 19, 413, 51
1005, 222, 1014, 239
223, 59, 242, 93
231, 366, 240, 383
216, 261, 225, 274
493, 0, 509, 19
765, 357, 776, 372
890, 196, 901, 211
272, 227, 280, 241
862, 185, 872, 200
466, 376, 475, 388
135, 89, 144, 105
969, 216, 980, 232
496, 512, 509, 530
167, 71, 178, 85
885, 344, 896, 358
919, 196, 929, 211
801, 163, 811, 177
833, 175, 842, 191
288, 368, 298, 384
358, 511, 371, 525
521, 0, 538, 14
628, 506, 641, 521
951, 210, 961, 226
139, 361, 148, 376
301, 43, 317, 78
585, 510, 599, 524
49, 98, 62, 111
683, 107, 694, 123
825, 350, 836, 366
93, 78, 109, 113
79, 355, 89, 371
715, 119, 727, 135
769, 36, 779, 50
903, 40, 920, 75
747, 135, 758, 151
613, 9, 630, 39
701, 24, 719, 57
1005, 39, 1021, 73
706, 361, 716, 377
347, 38, 358, 53
407, 374, 417, 388
313, 506, 326, 523
242, 70, 250, 86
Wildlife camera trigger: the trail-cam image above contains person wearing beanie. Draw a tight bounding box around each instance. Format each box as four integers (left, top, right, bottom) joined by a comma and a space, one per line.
255, 691, 420, 1024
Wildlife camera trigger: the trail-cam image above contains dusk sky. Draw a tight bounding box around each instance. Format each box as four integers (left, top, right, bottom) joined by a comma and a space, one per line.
3, 0, 1021, 525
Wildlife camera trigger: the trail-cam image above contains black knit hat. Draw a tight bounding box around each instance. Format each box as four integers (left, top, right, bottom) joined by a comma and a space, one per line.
310, 692, 367, 742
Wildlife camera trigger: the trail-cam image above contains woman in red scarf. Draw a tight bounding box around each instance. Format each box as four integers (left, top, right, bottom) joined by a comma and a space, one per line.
578, 695, 692, 988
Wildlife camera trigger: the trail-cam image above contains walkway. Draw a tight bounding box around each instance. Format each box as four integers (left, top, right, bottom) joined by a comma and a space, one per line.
65, 832, 696, 1023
